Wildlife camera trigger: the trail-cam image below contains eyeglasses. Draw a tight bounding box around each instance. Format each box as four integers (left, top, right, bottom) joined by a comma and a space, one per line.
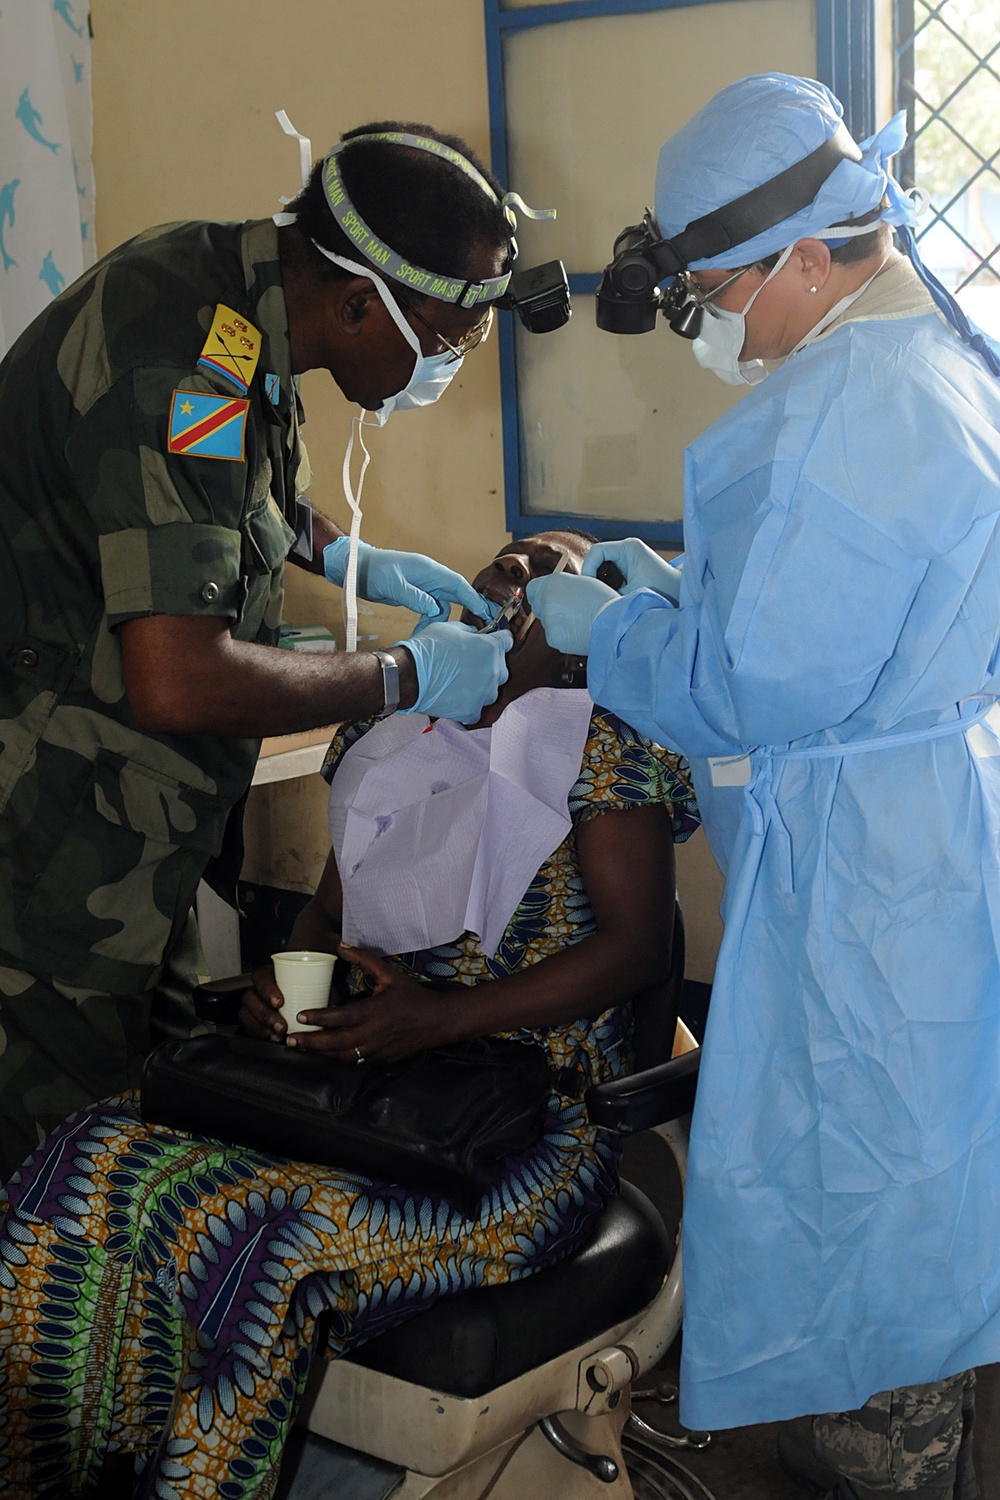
409, 305, 494, 363
680, 265, 753, 308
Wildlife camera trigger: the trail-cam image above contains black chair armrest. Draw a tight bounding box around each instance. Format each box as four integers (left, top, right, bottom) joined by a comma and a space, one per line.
193, 974, 253, 1025
585, 1049, 700, 1134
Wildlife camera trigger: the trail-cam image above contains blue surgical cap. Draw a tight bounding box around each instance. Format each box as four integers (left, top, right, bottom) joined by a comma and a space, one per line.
655, 73, 918, 270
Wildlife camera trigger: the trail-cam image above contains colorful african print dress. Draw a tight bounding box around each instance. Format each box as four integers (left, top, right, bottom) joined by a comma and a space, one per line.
0, 710, 698, 1500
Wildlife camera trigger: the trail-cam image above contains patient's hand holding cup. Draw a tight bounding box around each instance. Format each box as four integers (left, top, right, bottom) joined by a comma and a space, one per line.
271, 950, 336, 1033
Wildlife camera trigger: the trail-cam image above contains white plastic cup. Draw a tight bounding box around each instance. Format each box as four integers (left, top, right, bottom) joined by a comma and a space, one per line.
271, 950, 335, 1033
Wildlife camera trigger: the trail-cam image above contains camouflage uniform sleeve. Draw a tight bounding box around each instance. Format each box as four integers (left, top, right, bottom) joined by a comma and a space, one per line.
65, 362, 293, 629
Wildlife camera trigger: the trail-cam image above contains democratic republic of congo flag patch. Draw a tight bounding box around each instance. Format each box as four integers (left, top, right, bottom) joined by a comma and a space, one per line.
167, 390, 249, 461
197, 304, 262, 393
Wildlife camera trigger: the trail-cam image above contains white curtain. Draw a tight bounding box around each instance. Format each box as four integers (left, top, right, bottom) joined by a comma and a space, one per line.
0, 0, 95, 360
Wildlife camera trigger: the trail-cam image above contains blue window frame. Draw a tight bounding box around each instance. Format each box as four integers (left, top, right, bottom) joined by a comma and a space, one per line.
485, 0, 876, 544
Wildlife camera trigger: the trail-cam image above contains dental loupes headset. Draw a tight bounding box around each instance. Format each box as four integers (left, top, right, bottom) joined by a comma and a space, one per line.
595, 125, 862, 338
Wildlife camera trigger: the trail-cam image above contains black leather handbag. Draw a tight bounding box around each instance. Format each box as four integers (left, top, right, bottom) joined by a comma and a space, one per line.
140, 1032, 553, 1215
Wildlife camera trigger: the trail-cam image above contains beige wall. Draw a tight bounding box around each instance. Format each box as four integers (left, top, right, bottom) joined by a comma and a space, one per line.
88, 0, 815, 984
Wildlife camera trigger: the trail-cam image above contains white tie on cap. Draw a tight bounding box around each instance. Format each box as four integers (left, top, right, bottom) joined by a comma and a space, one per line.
275, 109, 312, 193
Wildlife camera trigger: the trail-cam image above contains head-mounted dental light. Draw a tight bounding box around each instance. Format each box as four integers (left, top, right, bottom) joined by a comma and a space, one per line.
596, 124, 862, 335
594, 211, 674, 334
276, 114, 572, 334
323, 130, 571, 332
497, 259, 571, 333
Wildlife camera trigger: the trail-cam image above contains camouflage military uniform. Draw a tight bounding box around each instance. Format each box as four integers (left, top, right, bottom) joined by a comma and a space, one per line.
813, 1372, 978, 1499
0, 218, 308, 1179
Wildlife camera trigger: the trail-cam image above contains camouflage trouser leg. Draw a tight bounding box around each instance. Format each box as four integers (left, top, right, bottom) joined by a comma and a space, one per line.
0, 910, 203, 1184
814, 1371, 978, 1500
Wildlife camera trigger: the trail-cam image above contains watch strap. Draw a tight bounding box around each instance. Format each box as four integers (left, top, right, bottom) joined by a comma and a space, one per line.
372, 650, 400, 719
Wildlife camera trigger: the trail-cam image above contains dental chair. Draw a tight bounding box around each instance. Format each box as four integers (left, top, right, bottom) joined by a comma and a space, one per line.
200, 909, 716, 1500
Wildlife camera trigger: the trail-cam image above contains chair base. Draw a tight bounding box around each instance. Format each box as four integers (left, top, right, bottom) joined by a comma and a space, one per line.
379, 1407, 634, 1499
296, 1128, 692, 1496
622, 1424, 722, 1500
298, 1261, 680, 1475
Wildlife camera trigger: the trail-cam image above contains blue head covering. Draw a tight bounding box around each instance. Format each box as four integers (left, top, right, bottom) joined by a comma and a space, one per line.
653, 72, 999, 375
655, 74, 915, 269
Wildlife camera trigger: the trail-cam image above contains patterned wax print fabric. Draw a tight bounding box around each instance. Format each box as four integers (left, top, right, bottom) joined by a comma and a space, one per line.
0, 217, 309, 1179
587, 269, 1000, 1429
0, 709, 698, 1499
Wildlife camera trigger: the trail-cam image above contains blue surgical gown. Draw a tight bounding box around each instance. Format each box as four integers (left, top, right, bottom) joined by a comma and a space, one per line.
588, 308, 1000, 1429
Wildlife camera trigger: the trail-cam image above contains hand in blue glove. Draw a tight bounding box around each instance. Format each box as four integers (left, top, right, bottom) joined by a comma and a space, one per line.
395, 622, 513, 724
324, 538, 487, 627
581, 538, 683, 604
524, 574, 620, 655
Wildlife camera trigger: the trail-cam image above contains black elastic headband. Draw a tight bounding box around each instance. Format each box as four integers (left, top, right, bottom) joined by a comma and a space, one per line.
646, 123, 863, 279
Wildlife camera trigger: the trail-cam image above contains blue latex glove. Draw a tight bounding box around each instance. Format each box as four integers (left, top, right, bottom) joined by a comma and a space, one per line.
395, 621, 513, 724
581, 538, 683, 604
324, 538, 487, 627
525, 574, 620, 655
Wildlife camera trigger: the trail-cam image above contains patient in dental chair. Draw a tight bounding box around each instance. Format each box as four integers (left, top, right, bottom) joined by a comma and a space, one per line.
0, 530, 699, 1499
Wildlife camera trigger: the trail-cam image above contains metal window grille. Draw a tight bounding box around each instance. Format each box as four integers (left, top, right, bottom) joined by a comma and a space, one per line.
895, 0, 1000, 332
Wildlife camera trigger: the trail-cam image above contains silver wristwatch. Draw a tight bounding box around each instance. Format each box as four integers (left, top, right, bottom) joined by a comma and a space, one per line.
372, 650, 400, 719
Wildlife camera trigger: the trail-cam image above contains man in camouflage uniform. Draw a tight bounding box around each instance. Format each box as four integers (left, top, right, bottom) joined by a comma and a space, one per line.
0, 129, 513, 1179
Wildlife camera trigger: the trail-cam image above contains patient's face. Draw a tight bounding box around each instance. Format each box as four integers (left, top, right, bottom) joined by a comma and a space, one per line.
462, 532, 591, 648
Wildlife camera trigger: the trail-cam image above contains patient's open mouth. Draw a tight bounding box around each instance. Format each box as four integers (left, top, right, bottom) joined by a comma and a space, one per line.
470, 587, 527, 636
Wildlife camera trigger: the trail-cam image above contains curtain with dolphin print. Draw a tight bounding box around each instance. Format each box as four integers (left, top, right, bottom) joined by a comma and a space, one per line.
0, 0, 94, 359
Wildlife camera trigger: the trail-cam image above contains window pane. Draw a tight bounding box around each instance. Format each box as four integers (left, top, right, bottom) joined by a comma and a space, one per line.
901, 0, 1000, 336
516, 300, 744, 525
501, 0, 815, 524
504, 0, 816, 273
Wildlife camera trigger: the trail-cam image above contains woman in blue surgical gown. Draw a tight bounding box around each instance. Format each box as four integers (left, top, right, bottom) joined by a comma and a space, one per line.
528, 73, 1000, 1499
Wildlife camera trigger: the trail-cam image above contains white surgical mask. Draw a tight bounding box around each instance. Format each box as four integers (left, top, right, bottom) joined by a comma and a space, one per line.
332, 290, 463, 649
370, 347, 462, 426
272, 212, 462, 425
274, 213, 461, 651
692, 245, 795, 386
315, 244, 462, 423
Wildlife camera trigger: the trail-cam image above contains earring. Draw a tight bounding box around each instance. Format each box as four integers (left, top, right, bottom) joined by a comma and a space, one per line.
809, 286, 818, 293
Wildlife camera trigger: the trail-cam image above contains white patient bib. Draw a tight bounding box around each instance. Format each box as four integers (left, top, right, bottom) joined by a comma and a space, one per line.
327, 689, 594, 958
